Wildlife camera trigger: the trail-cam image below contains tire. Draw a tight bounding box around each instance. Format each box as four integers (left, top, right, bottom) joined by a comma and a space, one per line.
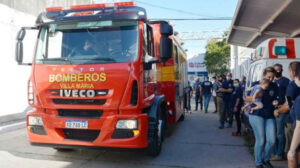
147, 107, 165, 157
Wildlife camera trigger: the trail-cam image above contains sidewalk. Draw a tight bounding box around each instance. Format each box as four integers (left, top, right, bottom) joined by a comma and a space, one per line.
188, 97, 287, 168
0, 106, 29, 134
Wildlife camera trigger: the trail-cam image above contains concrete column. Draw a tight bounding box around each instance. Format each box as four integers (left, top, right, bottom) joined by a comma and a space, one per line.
230, 45, 238, 78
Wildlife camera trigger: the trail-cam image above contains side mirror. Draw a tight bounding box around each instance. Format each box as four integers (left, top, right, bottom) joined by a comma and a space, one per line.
160, 36, 173, 62
17, 28, 26, 41
16, 41, 23, 64
15, 27, 38, 65
160, 22, 173, 36
16, 28, 26, 65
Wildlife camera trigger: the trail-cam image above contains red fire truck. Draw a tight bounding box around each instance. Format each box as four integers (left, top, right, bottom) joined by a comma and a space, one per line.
15, 2, 188, 156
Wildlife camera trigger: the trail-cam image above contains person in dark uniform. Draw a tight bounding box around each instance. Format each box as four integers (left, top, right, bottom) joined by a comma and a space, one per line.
219, 72, 234, 129
241, 75, 246, 91
271, 63, 290, 161
194, 78, 203, 111
249, 67, 278, 168
212, 76, 218, 113
230, 79, 243, 136
275, 62, 300, 161
287, 63, 300, 168
201, 76, 213, 113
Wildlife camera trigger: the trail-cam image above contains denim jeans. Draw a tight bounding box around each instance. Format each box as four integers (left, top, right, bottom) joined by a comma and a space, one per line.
249, 115, 276, 166
273, 113, 286, 157
203, 94, 211, 111
220, 98, 232, 126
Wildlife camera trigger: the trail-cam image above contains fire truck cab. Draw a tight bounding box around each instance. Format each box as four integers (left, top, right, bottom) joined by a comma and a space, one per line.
15, 2, 188, 156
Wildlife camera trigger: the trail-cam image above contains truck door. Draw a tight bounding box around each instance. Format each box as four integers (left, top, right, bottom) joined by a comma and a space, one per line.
143, 24, 156, 98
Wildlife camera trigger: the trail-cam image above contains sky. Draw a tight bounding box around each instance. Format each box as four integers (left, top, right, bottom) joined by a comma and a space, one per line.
95, 0, 238, 58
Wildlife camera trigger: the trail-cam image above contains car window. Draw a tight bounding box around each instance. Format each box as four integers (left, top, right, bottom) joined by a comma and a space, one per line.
252, 63, 263, 83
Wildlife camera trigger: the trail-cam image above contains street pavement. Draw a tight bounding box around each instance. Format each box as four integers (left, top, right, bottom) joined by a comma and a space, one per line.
0, 100, 287, 168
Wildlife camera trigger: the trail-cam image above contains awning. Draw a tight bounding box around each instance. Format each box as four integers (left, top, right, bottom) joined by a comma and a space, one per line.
227, 0, 300, 48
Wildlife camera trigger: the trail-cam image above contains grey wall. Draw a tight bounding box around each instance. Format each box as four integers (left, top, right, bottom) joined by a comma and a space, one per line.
0, 0, 94, 16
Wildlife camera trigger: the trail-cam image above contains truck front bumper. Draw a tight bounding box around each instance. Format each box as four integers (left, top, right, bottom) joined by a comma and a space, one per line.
26, 108, 148, 149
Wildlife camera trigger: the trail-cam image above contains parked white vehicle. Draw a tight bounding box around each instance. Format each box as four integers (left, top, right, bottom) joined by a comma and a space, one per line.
246, 38, 300, 88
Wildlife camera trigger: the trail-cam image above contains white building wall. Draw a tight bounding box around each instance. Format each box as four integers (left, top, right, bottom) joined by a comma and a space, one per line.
187, 53, 207, 84
230, 45, 254, 80
0, 0, 99, 117
0, 4, 36, 116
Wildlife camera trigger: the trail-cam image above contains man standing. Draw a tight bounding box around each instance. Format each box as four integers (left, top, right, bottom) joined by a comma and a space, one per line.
271, 64, 290, 161
219, 72, 234, 129
212, 76, 218, 113
216, 76, 224, 119
201, 76, 213, 113
194, 78, 202, 111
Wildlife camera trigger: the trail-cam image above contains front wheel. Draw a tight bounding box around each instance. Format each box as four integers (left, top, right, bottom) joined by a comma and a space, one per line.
147, 108, 165, 157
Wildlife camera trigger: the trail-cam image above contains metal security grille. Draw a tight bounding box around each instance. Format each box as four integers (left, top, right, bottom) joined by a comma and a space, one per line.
57, 109, 103, 119
62, 129, 100, 142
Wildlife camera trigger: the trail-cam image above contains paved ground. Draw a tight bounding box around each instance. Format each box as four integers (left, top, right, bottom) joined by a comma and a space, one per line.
0, 100, 287, 168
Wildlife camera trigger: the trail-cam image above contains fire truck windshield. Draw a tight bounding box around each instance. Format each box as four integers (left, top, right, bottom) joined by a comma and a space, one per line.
35, 20, 138, 64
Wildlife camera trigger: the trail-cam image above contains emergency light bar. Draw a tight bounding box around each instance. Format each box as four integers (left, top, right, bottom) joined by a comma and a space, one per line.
45, 1, 135, 12
274, 46, 287, 55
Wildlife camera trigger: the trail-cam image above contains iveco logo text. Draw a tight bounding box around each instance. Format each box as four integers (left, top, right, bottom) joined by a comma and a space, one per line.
60, 90, 95, 97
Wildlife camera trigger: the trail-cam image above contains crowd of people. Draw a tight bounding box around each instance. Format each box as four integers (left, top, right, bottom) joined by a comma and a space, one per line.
185, 61, 300, 168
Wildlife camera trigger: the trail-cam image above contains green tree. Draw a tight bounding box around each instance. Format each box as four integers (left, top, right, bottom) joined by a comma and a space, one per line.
204, 39, 230, 76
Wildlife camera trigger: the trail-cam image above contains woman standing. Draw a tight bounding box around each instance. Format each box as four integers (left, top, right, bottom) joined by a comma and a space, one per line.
231, 79, 243, 136
249, 67, 278, 168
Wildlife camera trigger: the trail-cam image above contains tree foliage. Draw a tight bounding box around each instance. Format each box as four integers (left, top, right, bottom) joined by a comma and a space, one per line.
204, 39, 230, 76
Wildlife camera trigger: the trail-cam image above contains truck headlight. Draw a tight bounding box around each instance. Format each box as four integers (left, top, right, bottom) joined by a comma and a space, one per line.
116, 119, 138, 129
28, 116, 43, 126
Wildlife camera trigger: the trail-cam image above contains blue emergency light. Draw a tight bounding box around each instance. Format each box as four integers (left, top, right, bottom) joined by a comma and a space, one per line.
274, 46, 287, 55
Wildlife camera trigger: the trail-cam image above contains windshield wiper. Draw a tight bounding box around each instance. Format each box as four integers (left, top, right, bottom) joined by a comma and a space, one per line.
71, 57, 117, 63
41, 58, 73, 64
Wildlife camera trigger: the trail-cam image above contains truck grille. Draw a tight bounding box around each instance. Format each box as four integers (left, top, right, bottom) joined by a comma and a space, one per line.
57, 109, 103, 119
52, 99, 106, 105
62, 129, 100, 142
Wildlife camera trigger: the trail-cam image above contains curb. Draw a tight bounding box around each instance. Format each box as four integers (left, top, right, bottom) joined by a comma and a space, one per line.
0, 106, 31, 124
0, 121, 26, 134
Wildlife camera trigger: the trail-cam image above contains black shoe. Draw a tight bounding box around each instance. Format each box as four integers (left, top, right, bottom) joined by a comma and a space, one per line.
205, 110, 208, 113
256, 165, 264, 168
263, 161, 273, 168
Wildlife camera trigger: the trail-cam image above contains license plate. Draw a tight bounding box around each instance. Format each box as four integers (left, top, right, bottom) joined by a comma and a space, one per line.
65, 120, 88, 129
